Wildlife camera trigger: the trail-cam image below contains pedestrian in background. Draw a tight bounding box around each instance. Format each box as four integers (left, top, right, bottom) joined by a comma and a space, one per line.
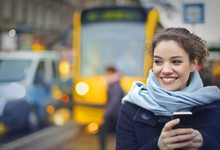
116, 27, 220, 150
99, 65, 124, 150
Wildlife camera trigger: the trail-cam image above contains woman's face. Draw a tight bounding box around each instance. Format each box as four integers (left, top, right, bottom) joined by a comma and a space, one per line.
153, 40, 198, 91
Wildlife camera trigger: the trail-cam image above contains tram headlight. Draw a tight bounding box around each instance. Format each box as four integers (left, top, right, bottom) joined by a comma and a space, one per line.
86, 122, 99, 134
75, 82, 89, 96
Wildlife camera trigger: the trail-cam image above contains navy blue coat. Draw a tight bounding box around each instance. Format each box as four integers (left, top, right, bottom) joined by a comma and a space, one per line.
116, 101, 220, 150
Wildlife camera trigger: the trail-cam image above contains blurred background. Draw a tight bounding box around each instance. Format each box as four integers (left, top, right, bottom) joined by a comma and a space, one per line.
0, 0, 219, 150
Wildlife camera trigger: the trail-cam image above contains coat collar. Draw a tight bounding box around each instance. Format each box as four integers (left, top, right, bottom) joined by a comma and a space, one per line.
132, 102, 219, 127
133, 107, 172, 126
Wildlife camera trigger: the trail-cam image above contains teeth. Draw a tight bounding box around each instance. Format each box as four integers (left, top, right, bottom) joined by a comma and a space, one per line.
163, 78, 175, 82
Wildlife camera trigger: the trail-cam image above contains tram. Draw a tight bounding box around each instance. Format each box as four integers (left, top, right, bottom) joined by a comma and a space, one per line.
72, 6, 162, 132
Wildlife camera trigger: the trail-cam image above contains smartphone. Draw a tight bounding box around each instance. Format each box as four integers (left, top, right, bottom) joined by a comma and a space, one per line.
172, 112, 193, 129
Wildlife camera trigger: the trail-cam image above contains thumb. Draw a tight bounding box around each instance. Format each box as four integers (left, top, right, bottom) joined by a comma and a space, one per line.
163, 118, 180, 132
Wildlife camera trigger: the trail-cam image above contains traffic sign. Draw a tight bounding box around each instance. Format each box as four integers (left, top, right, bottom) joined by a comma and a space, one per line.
183, 3, 204, 24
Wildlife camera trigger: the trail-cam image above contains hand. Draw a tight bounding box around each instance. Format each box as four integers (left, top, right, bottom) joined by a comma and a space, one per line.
183, 130, 203, 150
158, 119, 196, 150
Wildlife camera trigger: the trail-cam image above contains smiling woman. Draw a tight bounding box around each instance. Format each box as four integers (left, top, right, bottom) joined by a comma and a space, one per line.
116, 27, 220, 150
153, 40, 197, 91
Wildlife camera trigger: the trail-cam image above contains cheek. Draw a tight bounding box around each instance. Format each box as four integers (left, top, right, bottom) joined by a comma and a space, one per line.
185, 64, 193, 73
182, 72, 190, 81
152, 63, 161, 72
179, 68, 191, 82
178, 63, 192, 74
152, 67, 160, 76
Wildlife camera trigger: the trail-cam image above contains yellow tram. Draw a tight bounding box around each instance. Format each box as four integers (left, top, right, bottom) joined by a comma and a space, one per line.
72, 6, 161, 133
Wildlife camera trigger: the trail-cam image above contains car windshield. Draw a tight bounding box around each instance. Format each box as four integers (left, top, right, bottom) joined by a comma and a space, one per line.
81, 22, 145, 77
0, 60, 31, 82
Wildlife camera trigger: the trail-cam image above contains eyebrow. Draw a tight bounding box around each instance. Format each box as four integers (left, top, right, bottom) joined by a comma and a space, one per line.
153, 55, 184, 59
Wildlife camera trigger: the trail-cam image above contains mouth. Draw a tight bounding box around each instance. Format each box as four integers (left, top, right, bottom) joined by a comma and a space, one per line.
161, 77, 177, 83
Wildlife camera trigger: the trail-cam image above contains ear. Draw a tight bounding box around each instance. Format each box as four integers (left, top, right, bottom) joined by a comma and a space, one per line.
191, 57, 199, 72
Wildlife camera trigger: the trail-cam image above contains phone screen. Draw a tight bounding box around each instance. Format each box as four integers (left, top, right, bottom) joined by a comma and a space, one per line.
172, 112, 193, 129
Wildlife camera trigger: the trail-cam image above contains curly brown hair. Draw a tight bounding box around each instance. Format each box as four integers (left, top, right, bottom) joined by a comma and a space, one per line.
151, 27, 211, 85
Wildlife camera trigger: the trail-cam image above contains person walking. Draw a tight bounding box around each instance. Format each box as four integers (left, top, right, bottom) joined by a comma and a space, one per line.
99, 66, 124, 150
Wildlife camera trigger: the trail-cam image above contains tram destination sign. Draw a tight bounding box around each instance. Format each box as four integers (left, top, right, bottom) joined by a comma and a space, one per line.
81, 7, 146, 24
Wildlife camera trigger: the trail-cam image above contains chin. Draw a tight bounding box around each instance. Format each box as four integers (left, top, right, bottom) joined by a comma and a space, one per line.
161, 86, 176, 91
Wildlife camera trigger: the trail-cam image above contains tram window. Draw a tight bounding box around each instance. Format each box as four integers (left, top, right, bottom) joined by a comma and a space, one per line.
81, 22, 145, 77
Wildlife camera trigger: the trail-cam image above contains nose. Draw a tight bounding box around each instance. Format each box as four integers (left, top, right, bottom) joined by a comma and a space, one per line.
162, 63, 173, 74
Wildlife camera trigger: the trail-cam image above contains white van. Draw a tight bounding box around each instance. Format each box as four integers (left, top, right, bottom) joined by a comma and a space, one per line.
0, 51, 63, 132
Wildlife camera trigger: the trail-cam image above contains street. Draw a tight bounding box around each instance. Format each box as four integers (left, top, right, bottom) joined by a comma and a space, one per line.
0, 121, 116, 150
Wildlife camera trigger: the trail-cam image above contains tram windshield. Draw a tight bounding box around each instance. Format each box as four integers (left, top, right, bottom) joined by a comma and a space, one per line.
81, 22, 145, 77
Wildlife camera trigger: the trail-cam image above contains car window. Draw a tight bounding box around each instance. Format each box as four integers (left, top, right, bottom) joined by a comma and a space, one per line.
0, 59, 31, 82
34, 61, 45, 84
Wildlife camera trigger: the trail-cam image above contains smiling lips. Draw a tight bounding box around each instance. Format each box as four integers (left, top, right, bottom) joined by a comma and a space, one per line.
161, 77, 176, 83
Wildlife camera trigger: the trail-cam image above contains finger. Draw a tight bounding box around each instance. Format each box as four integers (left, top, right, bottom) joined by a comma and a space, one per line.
192, 130, 203, 143
170, 128, 194, 137
189, 136, 203, 148
184, 140, 203, 149
163, 119, 180, 132
164, 133, 196, 144
191, 136, 203, 143
167, 140, 193, 150
188, 142, 203, 148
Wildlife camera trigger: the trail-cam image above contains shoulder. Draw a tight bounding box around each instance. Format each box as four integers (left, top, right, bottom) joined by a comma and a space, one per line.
120, 101, 140, 119
212, 100, 220, 115
212, 100, 220, 107
120, 102, 162, 125
117, 102, 140, 131
192, 100, 220, 113
192, 100, 220, 126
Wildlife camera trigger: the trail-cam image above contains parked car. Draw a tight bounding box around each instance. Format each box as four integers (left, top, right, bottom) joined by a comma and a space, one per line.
0, 50, 64, 133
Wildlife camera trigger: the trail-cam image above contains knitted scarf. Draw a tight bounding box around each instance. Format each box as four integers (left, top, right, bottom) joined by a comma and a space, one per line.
122, 69, 220, 116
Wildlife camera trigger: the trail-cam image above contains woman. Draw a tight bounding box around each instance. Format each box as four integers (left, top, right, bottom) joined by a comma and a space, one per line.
116, 27, 220, 150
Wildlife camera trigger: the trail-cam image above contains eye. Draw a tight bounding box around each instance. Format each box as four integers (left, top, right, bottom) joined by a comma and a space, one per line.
172, 60, 182, 64
154, 59, 162, 64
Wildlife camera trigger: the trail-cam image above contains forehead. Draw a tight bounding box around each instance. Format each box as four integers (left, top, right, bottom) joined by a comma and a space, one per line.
154, 41, 188, 57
